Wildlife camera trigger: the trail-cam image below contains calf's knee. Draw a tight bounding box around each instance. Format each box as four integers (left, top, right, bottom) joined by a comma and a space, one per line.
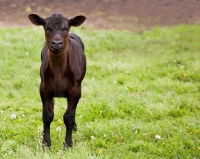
43, 111, 54, 124
63, 113, 75, 129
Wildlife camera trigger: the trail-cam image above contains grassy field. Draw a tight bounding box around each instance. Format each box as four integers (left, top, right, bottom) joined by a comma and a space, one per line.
0, 24, 200, 159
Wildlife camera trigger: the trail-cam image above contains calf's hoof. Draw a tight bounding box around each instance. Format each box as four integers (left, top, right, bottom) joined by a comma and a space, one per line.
42, 141, 51, 150
63, 141, 73, 149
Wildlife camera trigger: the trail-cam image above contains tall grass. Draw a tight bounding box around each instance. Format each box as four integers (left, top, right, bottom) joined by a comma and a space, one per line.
0, 25, 200, 158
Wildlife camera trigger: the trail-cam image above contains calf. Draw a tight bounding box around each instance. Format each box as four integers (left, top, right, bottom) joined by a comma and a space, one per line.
28, 13, 86, 148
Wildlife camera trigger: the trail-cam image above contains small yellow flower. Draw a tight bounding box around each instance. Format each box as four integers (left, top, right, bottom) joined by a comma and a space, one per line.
57, 119, 63, 125
184, 73, 187, 77
59, 121, 63, 125
98, 149, 103, 154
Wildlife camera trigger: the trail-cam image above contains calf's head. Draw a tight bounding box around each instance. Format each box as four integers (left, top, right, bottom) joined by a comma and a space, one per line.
28, 13, 86, 53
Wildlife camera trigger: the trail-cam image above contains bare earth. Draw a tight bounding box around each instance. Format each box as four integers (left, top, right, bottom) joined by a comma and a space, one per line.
0, 0, 200, 31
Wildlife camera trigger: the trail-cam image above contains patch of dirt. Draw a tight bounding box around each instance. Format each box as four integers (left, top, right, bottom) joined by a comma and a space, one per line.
0, 0, 200, 31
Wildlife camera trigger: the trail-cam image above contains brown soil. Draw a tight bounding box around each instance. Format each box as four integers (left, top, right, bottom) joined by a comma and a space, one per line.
0, 0, 200, 31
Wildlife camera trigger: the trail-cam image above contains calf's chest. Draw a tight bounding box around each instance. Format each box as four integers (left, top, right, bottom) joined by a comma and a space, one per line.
43, 66, 74, 97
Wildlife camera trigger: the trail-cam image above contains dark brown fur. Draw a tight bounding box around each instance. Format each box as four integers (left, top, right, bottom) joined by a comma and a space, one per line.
28, 13, 86, 148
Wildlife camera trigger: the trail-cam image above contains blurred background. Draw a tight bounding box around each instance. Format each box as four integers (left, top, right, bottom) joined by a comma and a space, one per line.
0, 0, 200, 31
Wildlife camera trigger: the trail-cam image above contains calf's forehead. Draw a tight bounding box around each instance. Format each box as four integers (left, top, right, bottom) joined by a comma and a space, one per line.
45, 13, 69, 27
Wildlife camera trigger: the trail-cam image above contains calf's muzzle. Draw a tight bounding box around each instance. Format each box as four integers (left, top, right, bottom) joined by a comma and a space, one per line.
50, 40, 63, 52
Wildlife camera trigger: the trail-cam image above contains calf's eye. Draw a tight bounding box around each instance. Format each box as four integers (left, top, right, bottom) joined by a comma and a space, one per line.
62, 28, 69, 32
45, 27, 51, 32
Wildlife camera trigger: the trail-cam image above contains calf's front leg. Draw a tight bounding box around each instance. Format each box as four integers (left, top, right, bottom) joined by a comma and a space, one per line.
63, 85, 81, 147
41, 95, 54, 148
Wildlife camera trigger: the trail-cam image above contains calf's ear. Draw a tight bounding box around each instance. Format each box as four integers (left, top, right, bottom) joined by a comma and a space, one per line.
28, 14, 46, 26
69, 15, 86, 27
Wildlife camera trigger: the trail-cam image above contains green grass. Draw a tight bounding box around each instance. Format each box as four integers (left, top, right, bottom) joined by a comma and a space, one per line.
0, 24, 200, 158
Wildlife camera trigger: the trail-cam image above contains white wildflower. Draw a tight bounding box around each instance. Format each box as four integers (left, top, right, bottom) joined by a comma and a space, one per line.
62, 105, 67, 109
180, 65, 184, 69
90, 136, 95, 141
104, 134, 107, 138
56, 126, 62, 132
10, 114, 16, 119
155, 134, 161, 140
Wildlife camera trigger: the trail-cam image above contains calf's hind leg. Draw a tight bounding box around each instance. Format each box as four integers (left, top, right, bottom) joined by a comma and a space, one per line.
63, 85, 81, 147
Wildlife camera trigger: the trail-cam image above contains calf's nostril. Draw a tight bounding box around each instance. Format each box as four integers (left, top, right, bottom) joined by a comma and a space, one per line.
51, 41, 55, 46
51, 41, 56, 46
51, 40, 63, 49
58, 42, 62, 46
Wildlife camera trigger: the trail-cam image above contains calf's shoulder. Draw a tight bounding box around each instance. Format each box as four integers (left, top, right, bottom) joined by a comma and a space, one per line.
68, 32, 86, 82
